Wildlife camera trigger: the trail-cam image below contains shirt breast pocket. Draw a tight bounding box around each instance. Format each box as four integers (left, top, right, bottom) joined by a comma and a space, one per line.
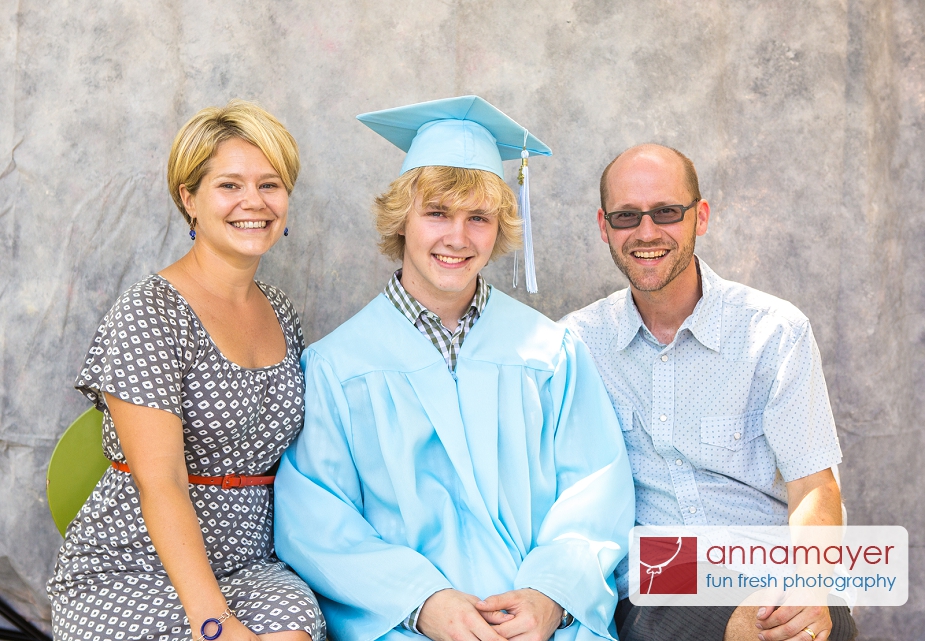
700, 411, 764, 450
699, 411, 771, 480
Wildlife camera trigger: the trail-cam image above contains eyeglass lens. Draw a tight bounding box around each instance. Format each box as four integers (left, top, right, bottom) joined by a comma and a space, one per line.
609, 206, 685, 228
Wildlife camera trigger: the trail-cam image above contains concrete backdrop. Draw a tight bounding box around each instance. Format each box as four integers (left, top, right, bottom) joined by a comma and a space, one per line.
1, 1, 922, 638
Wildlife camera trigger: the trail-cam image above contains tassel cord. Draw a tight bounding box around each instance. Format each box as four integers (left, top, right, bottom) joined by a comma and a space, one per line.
518, 148, 538, 293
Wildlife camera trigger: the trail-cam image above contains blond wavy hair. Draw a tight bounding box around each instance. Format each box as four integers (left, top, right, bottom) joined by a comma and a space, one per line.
167, 100, 300, 225
374, 166, 521, 261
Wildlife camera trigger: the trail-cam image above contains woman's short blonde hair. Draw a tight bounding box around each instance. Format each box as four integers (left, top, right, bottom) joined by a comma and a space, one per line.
167, 100, 300, 224
373, 166, 521, 262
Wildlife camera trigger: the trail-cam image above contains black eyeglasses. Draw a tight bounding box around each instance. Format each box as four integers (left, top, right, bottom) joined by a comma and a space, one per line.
603, 199, 700, 229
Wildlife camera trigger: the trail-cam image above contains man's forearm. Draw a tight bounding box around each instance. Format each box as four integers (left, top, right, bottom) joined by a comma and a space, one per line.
786, 468, 842, 526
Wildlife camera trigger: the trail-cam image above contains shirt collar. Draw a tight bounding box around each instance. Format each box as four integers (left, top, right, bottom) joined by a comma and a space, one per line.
683, 258, 722, 352
384, 269, 490, 326
613, 290, 646, 352
612, 256, 723, 353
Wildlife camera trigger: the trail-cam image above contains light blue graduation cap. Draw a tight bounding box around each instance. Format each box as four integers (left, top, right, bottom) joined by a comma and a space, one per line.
357, 95, 551, 293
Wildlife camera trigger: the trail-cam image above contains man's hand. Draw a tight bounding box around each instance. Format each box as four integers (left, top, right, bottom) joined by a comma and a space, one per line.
475, 589, 563, 641
417, 589, 511, 641
755, 604, 832, 641
748, 467, 842, 641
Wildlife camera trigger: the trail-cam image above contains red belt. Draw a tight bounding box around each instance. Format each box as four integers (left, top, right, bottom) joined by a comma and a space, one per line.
111, 461, 275, 489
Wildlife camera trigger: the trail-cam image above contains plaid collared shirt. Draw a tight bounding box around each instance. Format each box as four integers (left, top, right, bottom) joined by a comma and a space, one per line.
384, 269, 491, 374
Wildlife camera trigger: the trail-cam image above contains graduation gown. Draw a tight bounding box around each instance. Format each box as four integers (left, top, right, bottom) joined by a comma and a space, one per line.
275, 290, 635, 641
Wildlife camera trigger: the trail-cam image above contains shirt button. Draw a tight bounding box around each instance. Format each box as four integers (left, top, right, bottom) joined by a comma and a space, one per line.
661, 355, 669, 362
734, 432, 741, 440
675, 459, 683, 466
689, 507, 697, 514
660, 415, 667, 422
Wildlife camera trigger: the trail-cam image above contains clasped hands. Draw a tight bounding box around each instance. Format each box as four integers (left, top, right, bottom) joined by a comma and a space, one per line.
416, 587, 564, 641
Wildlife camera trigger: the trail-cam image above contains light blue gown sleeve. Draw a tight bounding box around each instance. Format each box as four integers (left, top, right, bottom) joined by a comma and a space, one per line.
274, 349, 452, 641
513, 329, 635, 640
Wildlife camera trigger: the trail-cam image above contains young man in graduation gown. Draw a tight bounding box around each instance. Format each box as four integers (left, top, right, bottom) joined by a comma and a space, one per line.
274, 96, 635, 641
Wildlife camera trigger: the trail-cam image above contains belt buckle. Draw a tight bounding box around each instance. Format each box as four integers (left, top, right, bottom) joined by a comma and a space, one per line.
221, 474, 242, 489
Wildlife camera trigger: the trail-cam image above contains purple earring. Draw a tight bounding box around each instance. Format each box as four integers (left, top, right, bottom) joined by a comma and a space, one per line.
189, 229, 196, 241
284, 227, 289, 237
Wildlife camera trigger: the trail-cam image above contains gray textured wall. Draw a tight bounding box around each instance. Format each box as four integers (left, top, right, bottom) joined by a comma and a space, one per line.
1, 1, 922, 638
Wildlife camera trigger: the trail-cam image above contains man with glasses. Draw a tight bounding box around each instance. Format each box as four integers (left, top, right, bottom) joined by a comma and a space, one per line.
561, 144, 857, 641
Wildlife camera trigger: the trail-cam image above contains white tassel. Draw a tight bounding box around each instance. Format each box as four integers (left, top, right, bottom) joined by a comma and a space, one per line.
518, 145, 538, 293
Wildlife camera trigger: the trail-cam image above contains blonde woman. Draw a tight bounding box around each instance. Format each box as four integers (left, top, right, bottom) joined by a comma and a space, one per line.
48, 101, 324, 641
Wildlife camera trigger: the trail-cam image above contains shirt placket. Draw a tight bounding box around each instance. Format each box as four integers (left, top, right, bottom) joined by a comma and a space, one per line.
651, 344, 706, 525
384, 270, 488, 375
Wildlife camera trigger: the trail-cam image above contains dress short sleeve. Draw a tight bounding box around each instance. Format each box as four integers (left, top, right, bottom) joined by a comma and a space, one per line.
75, 276, 199, 417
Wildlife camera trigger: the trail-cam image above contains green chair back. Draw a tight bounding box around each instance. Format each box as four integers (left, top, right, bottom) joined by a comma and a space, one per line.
46, 407, 110, 536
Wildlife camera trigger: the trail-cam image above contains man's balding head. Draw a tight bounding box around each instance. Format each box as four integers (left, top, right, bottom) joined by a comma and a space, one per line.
599, 144, 701, 210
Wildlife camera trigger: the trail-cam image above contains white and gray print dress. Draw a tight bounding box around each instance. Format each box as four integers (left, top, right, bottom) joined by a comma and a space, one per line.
47, 275, 325, 641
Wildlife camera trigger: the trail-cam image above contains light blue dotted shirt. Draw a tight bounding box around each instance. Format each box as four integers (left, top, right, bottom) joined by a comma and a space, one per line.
560, 258, 842, 595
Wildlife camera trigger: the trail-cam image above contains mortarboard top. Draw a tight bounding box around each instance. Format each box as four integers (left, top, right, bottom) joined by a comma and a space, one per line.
356, 95, 551, 178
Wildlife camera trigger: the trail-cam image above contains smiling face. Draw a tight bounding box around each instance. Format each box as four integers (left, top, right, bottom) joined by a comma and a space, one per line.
180, 138, 288, 263
598, 146, 709, 293
399, 192, 499, 310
